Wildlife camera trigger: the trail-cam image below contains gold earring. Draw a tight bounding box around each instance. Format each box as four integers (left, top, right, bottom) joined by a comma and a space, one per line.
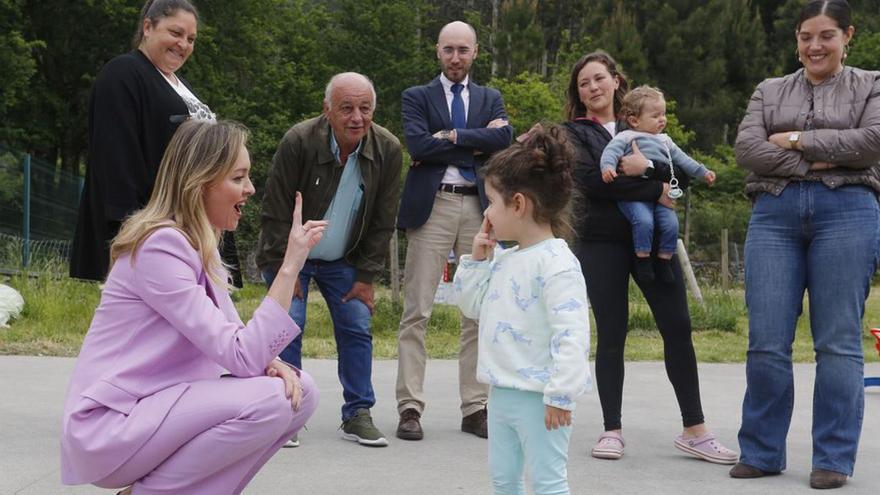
843, 44, 849, 61
796, 48, 802, 64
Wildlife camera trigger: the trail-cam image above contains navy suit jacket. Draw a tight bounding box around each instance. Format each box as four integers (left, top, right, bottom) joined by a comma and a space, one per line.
397, 77, 512, 230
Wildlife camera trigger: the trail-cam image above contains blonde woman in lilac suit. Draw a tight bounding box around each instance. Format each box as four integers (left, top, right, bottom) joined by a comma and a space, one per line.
60, 120, 326, 494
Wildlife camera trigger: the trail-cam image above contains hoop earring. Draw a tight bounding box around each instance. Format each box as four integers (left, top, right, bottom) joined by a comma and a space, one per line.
843, 44, 849, 61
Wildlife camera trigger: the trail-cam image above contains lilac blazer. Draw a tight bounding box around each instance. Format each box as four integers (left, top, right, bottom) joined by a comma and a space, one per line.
60, 227, 299, 484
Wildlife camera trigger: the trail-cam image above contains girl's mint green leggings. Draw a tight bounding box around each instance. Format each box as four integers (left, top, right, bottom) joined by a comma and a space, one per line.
488, 386, 572, 495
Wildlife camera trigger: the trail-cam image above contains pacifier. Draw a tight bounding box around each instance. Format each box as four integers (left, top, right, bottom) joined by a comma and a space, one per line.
667, 177, 683, 199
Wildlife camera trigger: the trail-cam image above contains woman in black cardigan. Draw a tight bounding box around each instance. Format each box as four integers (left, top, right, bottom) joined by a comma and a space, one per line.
71, 0, 241, 285
563, 50, 736, 465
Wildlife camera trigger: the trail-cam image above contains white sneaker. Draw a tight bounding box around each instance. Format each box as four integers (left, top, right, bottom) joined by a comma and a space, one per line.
283, 433, 299, 448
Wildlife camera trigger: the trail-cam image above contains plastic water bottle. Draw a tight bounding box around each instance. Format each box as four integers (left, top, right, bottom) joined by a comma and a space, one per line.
443, 250, 456, 282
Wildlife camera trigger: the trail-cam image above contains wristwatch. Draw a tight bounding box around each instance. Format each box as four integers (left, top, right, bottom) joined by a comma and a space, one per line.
788, 132, 801, 149
439, 129, 452, 141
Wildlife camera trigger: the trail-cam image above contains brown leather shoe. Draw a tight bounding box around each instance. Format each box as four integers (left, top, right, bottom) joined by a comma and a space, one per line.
461, 408, 488, 438
729, 462, 780, 478
810, 469, 847, 489
396, 408, 423, 440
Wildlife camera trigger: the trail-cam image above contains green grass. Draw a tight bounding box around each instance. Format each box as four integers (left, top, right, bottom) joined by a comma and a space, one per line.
2, 275, 879, 363
1, 273, 100, 355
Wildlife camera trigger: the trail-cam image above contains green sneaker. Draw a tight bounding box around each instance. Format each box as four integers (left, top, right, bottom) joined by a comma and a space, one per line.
340, 409, 389, 447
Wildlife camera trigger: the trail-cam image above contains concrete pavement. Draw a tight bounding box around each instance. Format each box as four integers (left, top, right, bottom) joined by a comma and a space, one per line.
1, 356, 878, 494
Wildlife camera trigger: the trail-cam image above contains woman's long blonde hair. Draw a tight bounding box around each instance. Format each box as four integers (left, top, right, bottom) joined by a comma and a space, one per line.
110, 119, 249, 287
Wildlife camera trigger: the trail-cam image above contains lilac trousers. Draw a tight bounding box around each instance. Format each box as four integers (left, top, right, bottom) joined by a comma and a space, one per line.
94, 373, 318, 494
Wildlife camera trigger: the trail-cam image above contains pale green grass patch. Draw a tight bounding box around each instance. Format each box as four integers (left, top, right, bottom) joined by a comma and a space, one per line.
2, 275, 879, 363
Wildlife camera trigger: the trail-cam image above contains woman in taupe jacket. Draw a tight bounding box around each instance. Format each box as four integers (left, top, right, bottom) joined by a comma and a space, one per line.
730, 0, 880, 489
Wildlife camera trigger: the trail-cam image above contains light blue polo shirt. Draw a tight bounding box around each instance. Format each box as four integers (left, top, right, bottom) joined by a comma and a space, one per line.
308, 133, 364, 261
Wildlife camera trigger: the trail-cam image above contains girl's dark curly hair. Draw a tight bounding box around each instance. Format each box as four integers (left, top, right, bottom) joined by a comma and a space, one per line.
480, 124, 578, 242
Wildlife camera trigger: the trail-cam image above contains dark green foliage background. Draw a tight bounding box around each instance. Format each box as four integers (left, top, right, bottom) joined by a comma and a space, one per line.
2, 0, 879, 259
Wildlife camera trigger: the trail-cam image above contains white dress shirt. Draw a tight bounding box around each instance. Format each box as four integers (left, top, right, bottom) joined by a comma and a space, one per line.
439, 73, 473, 186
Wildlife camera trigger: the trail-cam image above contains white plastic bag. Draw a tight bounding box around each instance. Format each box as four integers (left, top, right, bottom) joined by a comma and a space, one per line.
0, 284, 25, 328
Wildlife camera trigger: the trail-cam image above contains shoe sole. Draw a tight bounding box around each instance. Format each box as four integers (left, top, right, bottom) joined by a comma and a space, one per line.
282, 440, 300, 448
461, 428, 488, 438
810, 480, 847, 489
340, 431, 389, 447
396, 431, 423, 441
591, 447, 623, 460
729, 464, 781, 479
674, 439, 737, 465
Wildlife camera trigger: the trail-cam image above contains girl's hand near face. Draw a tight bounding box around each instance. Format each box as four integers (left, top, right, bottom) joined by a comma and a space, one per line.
472, 216, 496, 262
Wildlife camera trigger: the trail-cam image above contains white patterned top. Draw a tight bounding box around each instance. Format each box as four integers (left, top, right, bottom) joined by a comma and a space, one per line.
454, 238, 591, 411
160, 70, 216, 122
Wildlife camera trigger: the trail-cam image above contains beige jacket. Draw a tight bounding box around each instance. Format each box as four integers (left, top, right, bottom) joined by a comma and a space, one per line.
735, 66, 880, 196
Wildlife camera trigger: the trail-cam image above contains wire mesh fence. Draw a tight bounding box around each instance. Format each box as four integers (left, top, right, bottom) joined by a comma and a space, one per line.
0, 144, 81, 275
0, 233, 70, 275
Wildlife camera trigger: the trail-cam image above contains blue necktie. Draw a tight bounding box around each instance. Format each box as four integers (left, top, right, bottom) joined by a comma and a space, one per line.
451, 83, 475, 182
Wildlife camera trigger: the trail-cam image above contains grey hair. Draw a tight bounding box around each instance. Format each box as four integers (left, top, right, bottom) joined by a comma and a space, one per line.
323, 72, 377, 111
132, 0, 198, 49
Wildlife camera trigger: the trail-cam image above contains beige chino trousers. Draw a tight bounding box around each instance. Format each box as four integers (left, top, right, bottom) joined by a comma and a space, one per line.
396, 191, 488, 416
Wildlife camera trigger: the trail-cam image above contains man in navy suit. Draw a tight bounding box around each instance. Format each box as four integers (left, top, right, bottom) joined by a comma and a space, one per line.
395, 21, 512, 441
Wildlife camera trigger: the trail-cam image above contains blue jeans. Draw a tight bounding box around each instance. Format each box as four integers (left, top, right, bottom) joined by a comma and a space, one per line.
617, 200, 678, 255
263, 259, 375, 421
739, 182, 879, 475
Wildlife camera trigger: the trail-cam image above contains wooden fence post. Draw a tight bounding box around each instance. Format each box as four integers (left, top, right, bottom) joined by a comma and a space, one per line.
676, 239, 703, 304
721, 228, 730, 291
683, 186, 691, 248
390, 230, 401, 306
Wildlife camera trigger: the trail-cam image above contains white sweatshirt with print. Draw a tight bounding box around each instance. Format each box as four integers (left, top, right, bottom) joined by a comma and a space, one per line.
454, 238, 591, 411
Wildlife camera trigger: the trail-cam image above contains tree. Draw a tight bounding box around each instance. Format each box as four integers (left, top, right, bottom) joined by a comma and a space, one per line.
848, 30, 880, 69
645, 0, 768, 150
488, 71, 558, 134
0, 0, 40, 144
13, 0, 136, 173
596, 2, 649, 85
494, 0, 544, 78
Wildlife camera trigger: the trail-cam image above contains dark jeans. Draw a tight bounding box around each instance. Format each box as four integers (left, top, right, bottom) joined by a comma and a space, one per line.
263, 259, 375, 421
576, 241, 704, 431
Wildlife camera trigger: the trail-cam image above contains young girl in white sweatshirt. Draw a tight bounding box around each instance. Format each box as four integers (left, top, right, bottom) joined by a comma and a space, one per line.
455, 124, 590, 495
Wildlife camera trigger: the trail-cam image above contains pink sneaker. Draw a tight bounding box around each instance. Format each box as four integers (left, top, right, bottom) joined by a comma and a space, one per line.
591, 431, 624, 460
674, 433, 738, 465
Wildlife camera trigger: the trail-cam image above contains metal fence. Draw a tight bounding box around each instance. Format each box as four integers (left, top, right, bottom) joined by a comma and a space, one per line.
0, 144, 81, 274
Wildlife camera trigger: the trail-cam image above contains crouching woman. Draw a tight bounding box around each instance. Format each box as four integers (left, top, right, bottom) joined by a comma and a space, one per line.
61, 119, 326, 494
